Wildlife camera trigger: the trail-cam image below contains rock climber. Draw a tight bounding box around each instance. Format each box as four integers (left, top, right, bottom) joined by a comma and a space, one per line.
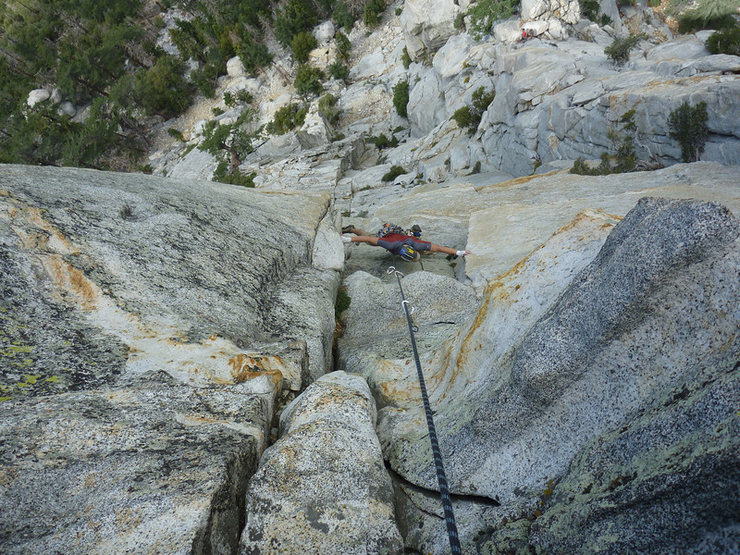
341, 223, 472, 262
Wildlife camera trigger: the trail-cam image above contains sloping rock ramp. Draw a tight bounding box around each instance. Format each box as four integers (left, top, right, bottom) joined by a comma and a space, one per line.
0, 164, 341, 552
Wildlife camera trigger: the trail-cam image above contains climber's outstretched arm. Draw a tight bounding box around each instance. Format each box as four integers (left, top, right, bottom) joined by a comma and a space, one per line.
342, 226, 370, 236
429, 243, 471, 257
348, 235, 379, 246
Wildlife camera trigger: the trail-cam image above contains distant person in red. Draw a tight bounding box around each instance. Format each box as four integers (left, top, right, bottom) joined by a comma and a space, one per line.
341, 223, 472, 261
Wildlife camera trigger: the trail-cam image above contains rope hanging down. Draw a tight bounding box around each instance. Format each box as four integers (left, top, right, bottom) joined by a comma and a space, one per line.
387, 267, 462, 555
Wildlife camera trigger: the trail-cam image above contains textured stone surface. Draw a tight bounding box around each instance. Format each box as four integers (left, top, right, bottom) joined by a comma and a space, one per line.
265, 266, 340, 384
337, 270, 478, 407
466, 162, 740, 290
227, 56, 245, 77
314, 20, 335, 45
521, 0, 581, 24
407, 68, 447, 136
432, 34, 473, 80
240, 371, 403, 554
400, 0, 460, 59
0, 164, 342, 551
58, 100, 76, 117
312, 209, 344, 271
525, 363, 739, 553
26, 88, 50, 107
376, 198, 740, 551
166, 145, 219, 181
0, 165, 334, 394
7, 5, 740, 553
479, 39, 740, 175
0, 372, 275, 554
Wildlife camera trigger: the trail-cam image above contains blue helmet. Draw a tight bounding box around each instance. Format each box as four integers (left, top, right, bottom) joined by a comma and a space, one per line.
399, 244, 420, 262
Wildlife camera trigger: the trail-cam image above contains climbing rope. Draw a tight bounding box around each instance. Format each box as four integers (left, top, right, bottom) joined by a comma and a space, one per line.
386, 266, 462, 554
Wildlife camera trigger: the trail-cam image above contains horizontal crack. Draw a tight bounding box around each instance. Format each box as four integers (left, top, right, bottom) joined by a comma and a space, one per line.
385, 460, 500, 509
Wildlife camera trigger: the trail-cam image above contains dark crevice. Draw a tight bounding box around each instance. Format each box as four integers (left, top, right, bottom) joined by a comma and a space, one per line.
385, 460, 500, 508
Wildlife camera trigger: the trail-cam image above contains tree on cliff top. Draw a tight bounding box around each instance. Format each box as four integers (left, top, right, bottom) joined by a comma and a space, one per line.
199, 108, 262, 170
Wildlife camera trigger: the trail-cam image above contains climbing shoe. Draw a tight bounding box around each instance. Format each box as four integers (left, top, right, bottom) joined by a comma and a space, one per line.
341, 225, 354, 233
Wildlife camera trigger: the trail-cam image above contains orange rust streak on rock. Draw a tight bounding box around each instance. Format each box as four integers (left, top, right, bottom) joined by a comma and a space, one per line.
456, 291, 492, 370
2, 196, 82, 258
456, 210, 622, 382
555, 209, 621, 235
228, 353, 283, 390
474, 170, 560, 192
455, 248, 537, 372
42, 255, 101, 311
379, 381, 417, 403
26, 207, 78, 253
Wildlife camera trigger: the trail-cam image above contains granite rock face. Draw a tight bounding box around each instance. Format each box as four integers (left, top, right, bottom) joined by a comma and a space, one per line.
4, 3, 740, 552
152, 2, 739, 213
239, 371, 403, 554
0, 372, 274, 554
466, 162, 740, 292
477, 40, 740, 175
0, 164, 343, 552
357, 198, 739, 551
401, 34, 740, 175
525, 359, 739, 553
338, 270, 478, 407
0, 165, 337, 394
400, 0, 460, 60
521, 0, 581, 25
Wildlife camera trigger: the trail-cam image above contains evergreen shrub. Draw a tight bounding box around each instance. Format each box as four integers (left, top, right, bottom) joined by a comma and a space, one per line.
381, 165, 406, 182
674, 0, 737, 32
467, 0, 519, 39
318, 93, 342, 125
604, 34, 645, 65
269, 103, 308, 134
328, 61, 350, 81
292, 31, 317, 63
451, 86, 495, 134
393, 81, 409, 118
705, 26, 740, 55
401, 47, 412, 69
336, 32, 352, 60
363, 0, 386, 28
668, 101, 709, 162
580, 0, 601, 21
275, 0, 318, 47
214, 161, 256, 186
369, 133, 399, 149
294, 64, 325, 97
333, 2, 356, 31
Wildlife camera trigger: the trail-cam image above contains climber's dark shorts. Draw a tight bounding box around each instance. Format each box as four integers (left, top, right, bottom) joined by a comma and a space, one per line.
377, 236, 431, 255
